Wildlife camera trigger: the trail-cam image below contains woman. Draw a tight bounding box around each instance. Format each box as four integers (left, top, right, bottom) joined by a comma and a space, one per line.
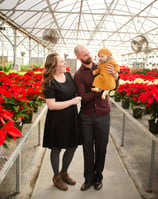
42, 53, 82, 191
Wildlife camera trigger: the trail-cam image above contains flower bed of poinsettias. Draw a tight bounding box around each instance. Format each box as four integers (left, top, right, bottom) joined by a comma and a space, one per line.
116, 66, 158, 121
0, 67, 44, 147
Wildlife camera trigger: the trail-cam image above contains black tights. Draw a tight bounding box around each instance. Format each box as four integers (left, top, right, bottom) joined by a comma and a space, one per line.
50, 147, 76, 176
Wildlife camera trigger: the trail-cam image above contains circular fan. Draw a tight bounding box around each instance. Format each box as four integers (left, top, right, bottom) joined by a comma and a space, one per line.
131, 35, 149, 52
42, 29, 59, 44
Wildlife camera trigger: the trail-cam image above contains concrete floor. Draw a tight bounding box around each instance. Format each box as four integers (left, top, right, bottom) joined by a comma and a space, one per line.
31, 137, 142, 199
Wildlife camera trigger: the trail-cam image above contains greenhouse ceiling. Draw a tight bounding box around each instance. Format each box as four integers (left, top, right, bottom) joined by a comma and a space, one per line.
0, 0, 158, 59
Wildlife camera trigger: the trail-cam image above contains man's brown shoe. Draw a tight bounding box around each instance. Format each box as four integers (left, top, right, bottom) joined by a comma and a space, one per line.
60, 172, 76, 185
53, 176, 68, 191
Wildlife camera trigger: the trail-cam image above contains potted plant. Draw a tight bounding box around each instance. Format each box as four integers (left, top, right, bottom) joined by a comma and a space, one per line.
125, 82, 146, 119
138, 87, 158, 134
130, 97, 145, 119
114, 90, 121, 102
121, 95, 130, 109
148, 99, 158, 134
117, 84, 130, 109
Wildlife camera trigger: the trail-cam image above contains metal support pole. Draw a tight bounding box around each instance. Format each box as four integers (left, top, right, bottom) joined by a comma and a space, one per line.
16, 153, 21, 193
13, 29, 17, 69
38, 121, 41, 146
121, 113, 125, 146
147, 140, 156, 192
29, 37, 31, 65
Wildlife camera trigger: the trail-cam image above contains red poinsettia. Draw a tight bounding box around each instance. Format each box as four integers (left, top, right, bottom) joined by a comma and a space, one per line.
0, 121, 23, 145
0, 105, 14, 124
138, 85, 158, 119
138, 85, 158, 104
0, 105, 23, 146
119, 66, 158, 82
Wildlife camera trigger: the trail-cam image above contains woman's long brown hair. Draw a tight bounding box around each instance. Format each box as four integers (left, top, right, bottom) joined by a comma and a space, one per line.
41, 52, 59, 92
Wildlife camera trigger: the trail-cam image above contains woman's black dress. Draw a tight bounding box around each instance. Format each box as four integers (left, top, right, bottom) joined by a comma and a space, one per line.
43, 72, 81, 149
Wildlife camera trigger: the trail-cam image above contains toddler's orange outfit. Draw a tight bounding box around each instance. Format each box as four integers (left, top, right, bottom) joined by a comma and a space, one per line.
92, 48, 120, 99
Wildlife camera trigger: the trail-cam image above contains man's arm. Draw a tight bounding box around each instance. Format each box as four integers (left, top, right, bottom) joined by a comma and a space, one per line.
74, 71, 101, 104
106, 64, 120, 89
106, 64, 119, 80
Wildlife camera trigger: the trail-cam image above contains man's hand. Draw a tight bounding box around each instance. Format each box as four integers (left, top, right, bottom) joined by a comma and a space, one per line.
106, 64, 118, 80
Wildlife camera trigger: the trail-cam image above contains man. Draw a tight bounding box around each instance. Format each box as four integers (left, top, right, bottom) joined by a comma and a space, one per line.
74, 45, 119, 191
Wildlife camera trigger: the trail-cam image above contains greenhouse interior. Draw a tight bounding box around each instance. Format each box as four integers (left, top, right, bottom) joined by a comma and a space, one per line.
0, 0, 158, 199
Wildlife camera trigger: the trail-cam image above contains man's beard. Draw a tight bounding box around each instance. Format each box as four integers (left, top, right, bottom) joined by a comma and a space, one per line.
81, 57, 92, 65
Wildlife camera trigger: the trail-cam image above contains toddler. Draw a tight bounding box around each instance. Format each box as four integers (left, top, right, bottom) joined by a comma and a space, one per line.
92, 47, 120, 99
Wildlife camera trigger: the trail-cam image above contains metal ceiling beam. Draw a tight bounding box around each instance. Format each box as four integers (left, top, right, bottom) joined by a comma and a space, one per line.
25, 27, 144, 34
77, 0, 83, 38
0, 0, 21, 27
0, 14, 47, 48
87, 0, 116, 45
1, 9, 158, 19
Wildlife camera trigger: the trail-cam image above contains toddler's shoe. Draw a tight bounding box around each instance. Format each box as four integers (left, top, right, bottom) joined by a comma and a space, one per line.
101, 90, 109, 100
91, 87, 101, 92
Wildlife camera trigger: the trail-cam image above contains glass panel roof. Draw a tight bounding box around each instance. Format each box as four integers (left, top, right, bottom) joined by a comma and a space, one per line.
0, 0, 158, 60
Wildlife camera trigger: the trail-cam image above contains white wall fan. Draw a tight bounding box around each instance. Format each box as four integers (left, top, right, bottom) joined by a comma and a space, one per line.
131, 35, 151, 53
42, 29, 59, 44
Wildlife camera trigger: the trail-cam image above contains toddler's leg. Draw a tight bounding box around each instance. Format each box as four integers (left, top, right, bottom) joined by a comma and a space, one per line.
101, 90, 109, 100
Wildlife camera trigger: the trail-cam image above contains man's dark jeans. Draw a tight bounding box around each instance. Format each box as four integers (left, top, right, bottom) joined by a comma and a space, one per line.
80, 113, 110, 182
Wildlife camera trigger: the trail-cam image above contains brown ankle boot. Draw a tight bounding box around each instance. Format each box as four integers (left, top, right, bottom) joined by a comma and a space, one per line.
60, 172, 76, 185
53, 175, 68, 191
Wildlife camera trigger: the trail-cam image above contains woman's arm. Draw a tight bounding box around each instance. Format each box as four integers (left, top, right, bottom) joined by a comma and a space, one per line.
46, 97, 81, 110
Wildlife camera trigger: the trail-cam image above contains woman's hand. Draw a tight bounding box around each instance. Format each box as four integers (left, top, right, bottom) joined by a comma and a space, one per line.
106, 64, 118, 80
71, 96, 82, 105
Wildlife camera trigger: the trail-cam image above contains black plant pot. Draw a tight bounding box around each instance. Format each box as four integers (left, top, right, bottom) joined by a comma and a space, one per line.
14, 122, 23, 131
33, 106, 38, 113
144, 106, 152, 115
22, 112, 33, 124
121, 99, 130, 109
114, 95, 121, 102
132, 107, 144, 119
148, 119, 158, 134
